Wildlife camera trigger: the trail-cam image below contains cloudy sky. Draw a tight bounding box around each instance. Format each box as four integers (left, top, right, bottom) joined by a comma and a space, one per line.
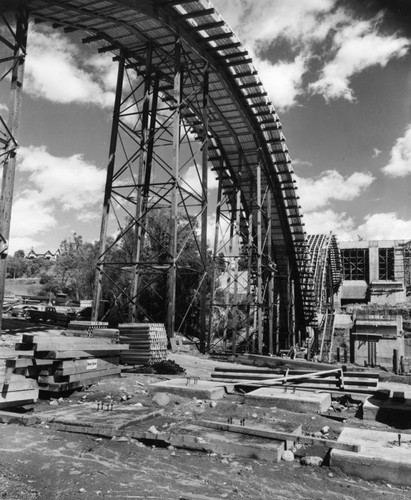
1, 0, 411, 253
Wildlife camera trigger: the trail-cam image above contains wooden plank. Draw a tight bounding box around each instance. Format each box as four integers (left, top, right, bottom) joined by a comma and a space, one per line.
22, 335, 118, 351
238, 353, 336, 371
196, 420, 361, 452
5, 357, 53, 369
38, 366, 121, 384
39, 369, 121, 392
1, 374, 38, 392
54, 357, 119, 375
256, 368, 343, 386
41, 345, 127, 359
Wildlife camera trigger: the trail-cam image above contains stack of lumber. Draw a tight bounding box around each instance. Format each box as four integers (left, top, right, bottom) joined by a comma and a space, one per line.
65, 321, 119, 341
211, 366, 379, 393
13, 333, 128, 394
0, 359, 39, 408
119, 323, 167, 365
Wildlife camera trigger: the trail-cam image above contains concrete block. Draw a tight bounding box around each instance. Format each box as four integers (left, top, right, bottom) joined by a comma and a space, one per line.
393, 391, 405, 403
149, 378, 231, 400
172, 424, 285, 462
331, 427, 411, 487
244, 387, 331, 413
363, 396, 411, 429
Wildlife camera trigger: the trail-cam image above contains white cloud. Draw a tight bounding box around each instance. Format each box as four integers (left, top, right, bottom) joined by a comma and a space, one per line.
8, 194, 57, 252
382, 125, 411, 177
310, 17, 409, 102
76, 211, 101, 223
304, 209, 355, 240
305, 210, 411, 241
357, 213, 411, 240
255, 55, 308, 110
181, 164, 219, 195
8, 237, 43, 254
292, 158, 313, 168
214, 1, 409, 107
25, 25, 115, 107
297, 169, 375, 212
214, 0, 336, 49
17, 145, 106, 210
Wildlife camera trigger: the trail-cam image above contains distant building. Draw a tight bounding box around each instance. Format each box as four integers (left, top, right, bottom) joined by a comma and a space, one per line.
337, 240, 409, 307
26, 249, 61, 261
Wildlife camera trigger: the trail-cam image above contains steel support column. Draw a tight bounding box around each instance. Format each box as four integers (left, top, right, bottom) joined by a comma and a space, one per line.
92, 52, 125, 322
131, 43, 153, 322
0, 8, 28, 332
256, 161, 263, 354
166, 37, 182, 340
199, 64, 209, 353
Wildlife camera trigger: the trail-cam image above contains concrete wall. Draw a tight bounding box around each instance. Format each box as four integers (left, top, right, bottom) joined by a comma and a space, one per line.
338, 240, 406, 306
351, 315, 404, 369
352, 335, 404, 369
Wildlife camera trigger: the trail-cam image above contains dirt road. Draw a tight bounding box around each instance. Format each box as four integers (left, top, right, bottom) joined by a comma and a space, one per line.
1, 323, 411, 499
1, 421, 410, 500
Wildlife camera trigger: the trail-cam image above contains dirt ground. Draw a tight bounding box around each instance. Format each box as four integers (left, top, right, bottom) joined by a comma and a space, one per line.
1, 319, 411, 499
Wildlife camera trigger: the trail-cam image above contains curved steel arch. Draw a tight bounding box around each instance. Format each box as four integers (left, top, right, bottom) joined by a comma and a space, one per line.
306, 233, 342, 361
0, 0, 314, 351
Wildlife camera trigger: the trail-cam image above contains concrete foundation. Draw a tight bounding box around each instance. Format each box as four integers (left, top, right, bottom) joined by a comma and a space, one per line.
149, 378, 231, 400
331, 427, 411, 487
173, 424, 285, 462
363, 396, 411, 429
244, 387, 331, 413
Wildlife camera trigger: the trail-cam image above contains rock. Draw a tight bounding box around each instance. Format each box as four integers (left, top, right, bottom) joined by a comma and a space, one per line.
79, 488, 86, 493
321, 426, 330, 434
210, 401, 217, 408
116, 436, 129, 442
313, 431, 323, 438
49, 400, 59, 406
121, 395, 127, 401
147, 425, 159, 435
300, 456, 323, 466
152, 392, 170, 407
281, 450, 294, 462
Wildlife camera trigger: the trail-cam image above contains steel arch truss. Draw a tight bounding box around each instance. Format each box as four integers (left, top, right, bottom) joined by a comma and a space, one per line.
0, 0, 317, 353
306, 234, 342, 362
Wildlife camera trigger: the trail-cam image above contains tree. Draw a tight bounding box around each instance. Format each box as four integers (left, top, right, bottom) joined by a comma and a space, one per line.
53, 234, 99, 301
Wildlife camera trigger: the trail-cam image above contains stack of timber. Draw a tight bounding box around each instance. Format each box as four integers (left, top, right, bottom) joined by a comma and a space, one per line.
13, 333, 127, 394
65, 321, 119, 341
119, 323, 167, 365
211, 366, 379, 393
0, 359, 39, 408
